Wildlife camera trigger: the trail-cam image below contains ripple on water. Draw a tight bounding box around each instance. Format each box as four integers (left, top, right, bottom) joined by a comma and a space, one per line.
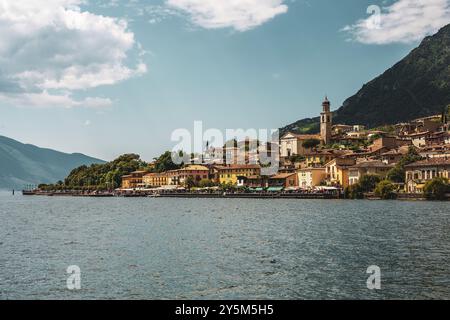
0, 196, 449, 299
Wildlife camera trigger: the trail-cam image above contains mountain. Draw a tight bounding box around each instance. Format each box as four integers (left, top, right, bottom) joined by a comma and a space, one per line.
281, 23, 450, 136
0, 135, 105, 190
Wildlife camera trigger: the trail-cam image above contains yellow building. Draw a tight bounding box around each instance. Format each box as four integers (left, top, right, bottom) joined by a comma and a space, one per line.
304, 149, 350, 167
143, 172, 168, 187
217, 164, 261, 185
325, 158, 356, 188
298, 167, 327, 189
121, 175, 132, 189
121, 171, 148, 189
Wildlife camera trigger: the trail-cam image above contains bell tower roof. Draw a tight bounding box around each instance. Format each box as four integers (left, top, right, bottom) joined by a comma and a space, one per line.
322, 96, 331, 112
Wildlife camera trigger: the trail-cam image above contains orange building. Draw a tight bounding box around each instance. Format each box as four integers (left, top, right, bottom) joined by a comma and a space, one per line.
178, 165, 210, 184
269, 173, 298, 188
166, 165, 210, 186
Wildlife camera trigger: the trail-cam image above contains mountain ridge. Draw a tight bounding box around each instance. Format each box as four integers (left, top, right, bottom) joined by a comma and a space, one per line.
0, 135, 105, 189
281, 23, 450, 136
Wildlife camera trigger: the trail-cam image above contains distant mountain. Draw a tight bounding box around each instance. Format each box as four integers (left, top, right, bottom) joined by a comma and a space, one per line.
281, 23, 450, 136
0, 135, 105, 190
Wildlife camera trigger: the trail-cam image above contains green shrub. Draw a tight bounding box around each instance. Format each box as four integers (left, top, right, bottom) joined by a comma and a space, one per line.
423, 177, 449, 200
345, 183, 364, 199
375, 180, 397, 200
359, 174, 381, 193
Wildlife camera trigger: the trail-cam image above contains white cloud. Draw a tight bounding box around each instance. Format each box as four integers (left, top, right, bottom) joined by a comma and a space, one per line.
166, 0, 288, 31
343, 0, 450, 44
0, 0, 146, 108
0, 91, 113, 109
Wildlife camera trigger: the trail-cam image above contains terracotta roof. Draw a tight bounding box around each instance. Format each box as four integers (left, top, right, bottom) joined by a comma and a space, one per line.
131, 170, 148, 174
350, 161, 394, 169
304, 150, 334, 156
405, 157, 450, 168
270, 173, 296, 179
304, 149, 352, 157
143, 172, 168, 177
179, 165, 209, 171
281, 132, 322, 140
406, 131, 430, 137
216, 164, 261, 170
298, 167, 326, 172
380, 146, 409, 156
245, 175, 263, 180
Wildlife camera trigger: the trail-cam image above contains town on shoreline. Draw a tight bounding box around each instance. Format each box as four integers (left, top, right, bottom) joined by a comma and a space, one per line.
29, 98, 450, 201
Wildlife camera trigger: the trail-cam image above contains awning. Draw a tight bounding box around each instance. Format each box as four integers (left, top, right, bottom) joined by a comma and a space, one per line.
316, 186, 340, 190
267, 187, 284, 192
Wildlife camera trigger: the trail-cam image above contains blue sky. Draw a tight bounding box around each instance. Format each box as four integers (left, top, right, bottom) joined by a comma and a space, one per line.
0, 0, 449, 161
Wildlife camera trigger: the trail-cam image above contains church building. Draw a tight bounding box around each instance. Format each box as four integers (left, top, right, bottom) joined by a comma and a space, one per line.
280, 97, 333, 158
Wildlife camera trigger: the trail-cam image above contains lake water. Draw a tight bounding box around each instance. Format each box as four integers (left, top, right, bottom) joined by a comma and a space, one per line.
0, 192, 449, 299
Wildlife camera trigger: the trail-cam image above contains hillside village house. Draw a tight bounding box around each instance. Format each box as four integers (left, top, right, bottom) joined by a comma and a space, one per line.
325, 157, 356, 188
365, 136, 411, 156
348, 160, 394, 186
419, 144, 450, 159
380, 146, 410, 164
409, 131, 431, 148
304, 149, 352, 167
280, 132, 322, 158
332, 124, 353, 135
404, 158, 450, 193
298, 167, 327, 189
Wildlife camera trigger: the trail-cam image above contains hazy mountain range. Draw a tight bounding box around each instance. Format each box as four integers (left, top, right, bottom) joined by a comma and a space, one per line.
0, 135, 104, 190
281, 23, 450, 136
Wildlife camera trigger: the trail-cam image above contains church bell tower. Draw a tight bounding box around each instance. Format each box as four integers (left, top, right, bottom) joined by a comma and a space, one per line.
320, 96, 332, 145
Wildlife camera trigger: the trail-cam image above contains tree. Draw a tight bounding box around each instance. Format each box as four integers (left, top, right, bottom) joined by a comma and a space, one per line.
375, 180, 397, 200
345, 183, 364, 199
60, 153, 147, 190
184, 176, 196, 190
387, 146, 423, 183
302, 139, 321, 149
423, 177, 449, 200
198, 179, 216, 188
359, 174, 381, 193
220, 182, 236, 192
368, 134, 382, 143
289, 154, 305, 163
386, 166, 405, 183
153, 151, 183, 173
